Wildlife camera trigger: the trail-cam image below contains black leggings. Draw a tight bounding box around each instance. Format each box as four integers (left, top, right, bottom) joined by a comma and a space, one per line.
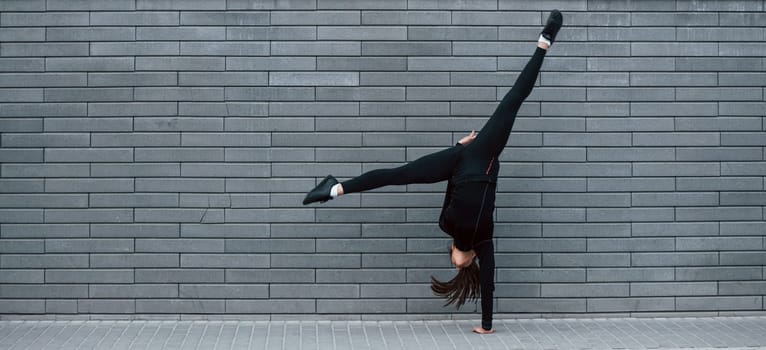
341, 46, 547, 193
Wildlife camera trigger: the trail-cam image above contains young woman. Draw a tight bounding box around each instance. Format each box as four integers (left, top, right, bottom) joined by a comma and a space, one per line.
303, 10, 563, 334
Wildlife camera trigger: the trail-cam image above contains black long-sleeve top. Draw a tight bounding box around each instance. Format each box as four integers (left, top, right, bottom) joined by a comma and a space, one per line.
437, 143, 497, 331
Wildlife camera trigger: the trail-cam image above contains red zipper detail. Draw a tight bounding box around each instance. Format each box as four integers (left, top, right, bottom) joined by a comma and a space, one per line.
485, 157, 494, 175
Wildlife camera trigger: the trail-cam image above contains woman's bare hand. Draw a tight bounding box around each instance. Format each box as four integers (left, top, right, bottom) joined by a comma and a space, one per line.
458, 130, 477, 145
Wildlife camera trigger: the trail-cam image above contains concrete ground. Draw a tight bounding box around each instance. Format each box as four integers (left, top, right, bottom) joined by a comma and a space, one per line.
1, 316, 765, 349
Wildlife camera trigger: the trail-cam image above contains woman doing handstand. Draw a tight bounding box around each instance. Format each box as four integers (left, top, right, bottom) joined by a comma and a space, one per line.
303, 10, 563, 334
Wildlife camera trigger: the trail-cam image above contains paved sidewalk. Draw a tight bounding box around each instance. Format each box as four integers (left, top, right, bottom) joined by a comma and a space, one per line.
1, 316, 765, 349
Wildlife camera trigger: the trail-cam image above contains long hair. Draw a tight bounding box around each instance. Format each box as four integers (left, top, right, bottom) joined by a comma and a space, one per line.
430, 247, 481, 309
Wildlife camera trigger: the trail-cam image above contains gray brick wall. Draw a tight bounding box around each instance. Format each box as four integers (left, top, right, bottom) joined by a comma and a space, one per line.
0, 0, 764, 319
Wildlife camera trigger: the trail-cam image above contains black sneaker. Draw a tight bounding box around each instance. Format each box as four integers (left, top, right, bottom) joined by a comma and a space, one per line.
302, 175, 338, 205
540, 9, 563, 45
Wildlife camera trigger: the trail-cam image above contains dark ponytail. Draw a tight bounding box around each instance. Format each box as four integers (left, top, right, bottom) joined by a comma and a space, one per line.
430, 247, 481, 308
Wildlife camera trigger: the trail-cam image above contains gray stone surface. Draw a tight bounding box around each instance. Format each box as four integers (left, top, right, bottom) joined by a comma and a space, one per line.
1, 317, 766, 349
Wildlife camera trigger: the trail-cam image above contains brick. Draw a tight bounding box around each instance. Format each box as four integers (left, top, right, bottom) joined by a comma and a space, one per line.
719, 281, 766, 295
499, 298, 585, 313
135, 208, 224, 223
587, 58, 675, 72
179, 43, 269, 57
0, 284, 87, 298
226, 269, 313, 283
587, 88, 674, 102
179, 284, 268, 299
0, 194, 86, 209
631, 73, 717, 87
0, 28, 45, 42
587, 147, 675, 162
90, 42, 179, 56
181, 254, 268, 268
676, 267, 762, 281
1, 164, 89, 178
136, 57, 224, 71
135, 239, 223, 253
90, 254, 178, 268
677, 0, 762, 11
676, 207, 762, 221
91, 11, 178, 25
542, 223, 630, 238
588, 297, 674, 312
587, 118, 673, 132
720, 222, 766, 235
180, 11, 268, 25
1, 12, 89, 26
409, 57, 496, 72
225, 238, 313, 253
45, 238, 132, 253
88, 72, 177, 86
632, 192, 718, 207
137, 0, 224, 10
226, 57, 316, 71
720, 102, 765, 116
90, 163, 179, 177
0, 119, 42, 132
46, 269, 133, 283
46, 27, 134, 41
721, 162, 766, 176
1, 43, 89, 57
317, 299, 404, 313
319, 0, 403, 9
678, 58, 762, 72
632, 12, 718, 26
676, 296, 761, 311
45, 88, 133, 102
587, 268, 674, 282
1, 254, 87, 268
1, 224, 88, 238
548, 43, 631, 57
226, 208, 314, 223
541, 193, 630, 208
91, 224, 178, 238
721, 132, 766, 145
361, 72, 449, 86
226, 300, 315, 313
363, 10, 450, 25
677, 177, 763, 191
0, 149, 43, 162
543, 163, 631, 177
410, 0, 496, 9
44, 209, 133, 223
270, 102, 358, 116
0, 270, 44, 283
542, 72, 629, 87
361, 42, 451, 56
318, 26, 406, 40
502, 0, 587, 9
632, 252, 718, 266
543, 253, 629, 267
135, 269, 223, 283
497, 268, 584, 283
541, 283, 628, 297
272, 284, 358, 298
587, 208, 674, 222
0, 73, 86, 88
89, 284, 177, 298
135, 299, 224, 313
633, 132, 719, 146
269, 72, 359, 86
720, 252, 766, 265
500, 27, 587, 42
178, 72, 267, 87
0, 239, 43, 253
134, 148, 224, 162
0, 103, 86, 117
0, 300, 44, 313
0, 58, 44, 72
0, 0, 44, 11
677, 236, 762, 251
45, 148, 133, 163
0, 180, 44, 194
720, 12, 766, 26
683, 28, 764, 43
589, 27, 675, 41
676, 147, 762, 161
565, 12, 630, 26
